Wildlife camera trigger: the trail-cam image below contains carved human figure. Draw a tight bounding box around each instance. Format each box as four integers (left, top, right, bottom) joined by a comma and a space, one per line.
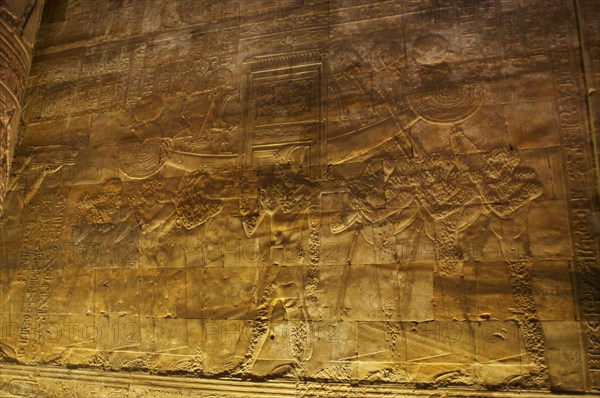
95, 79, 237, 248
116, 67, 237, 180
230, 150, 320, 377
327, 48, 369, 132
331, 126, 543, 319
75, 171, 227, 257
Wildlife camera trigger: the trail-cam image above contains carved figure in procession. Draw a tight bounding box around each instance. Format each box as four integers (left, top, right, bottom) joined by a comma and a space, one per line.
227, 147, 320, 377
75, 74, 239, 264
323, 31, 549, 384
116, 68, 239, 181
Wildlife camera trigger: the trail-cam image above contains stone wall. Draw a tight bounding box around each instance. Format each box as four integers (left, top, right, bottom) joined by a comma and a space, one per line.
0, 1, 599, 396
0, 0, 44, 212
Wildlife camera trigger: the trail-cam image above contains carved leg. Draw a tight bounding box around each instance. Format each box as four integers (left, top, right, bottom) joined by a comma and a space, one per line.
336, 228, 360, 320
495, 205, 548, 387
505, 260, 549, 387
433, 211, 469, 321
282, 289, 311, 377
434, 211, 463, 276
231, 262, 281, 376
237, 297, 274, 376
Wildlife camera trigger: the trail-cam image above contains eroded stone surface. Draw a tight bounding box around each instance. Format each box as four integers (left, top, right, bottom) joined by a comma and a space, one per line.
0, 0, 599, 396
0, 0, 44, 211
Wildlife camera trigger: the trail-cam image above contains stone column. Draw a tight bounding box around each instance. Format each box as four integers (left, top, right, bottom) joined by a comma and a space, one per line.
0, 0, 45, 211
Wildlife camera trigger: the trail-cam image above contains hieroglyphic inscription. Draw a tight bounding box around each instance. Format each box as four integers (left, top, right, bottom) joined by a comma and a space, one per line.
546, 1, 600, 388
15, 190, 65, 362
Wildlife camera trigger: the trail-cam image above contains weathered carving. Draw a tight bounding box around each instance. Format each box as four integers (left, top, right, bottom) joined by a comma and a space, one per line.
0, 0, 598, 396
0, 0, 45, 212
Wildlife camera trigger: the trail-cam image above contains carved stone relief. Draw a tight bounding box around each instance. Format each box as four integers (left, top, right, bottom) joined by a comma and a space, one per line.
0, 0, 599, 397
0, 0, 45, 212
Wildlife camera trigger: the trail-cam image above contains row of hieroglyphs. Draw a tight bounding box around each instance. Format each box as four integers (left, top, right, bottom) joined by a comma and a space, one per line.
24, 0, 553, 123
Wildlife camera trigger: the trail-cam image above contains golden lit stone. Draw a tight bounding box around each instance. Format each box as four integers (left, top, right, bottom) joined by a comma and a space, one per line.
0, 1, 599, 396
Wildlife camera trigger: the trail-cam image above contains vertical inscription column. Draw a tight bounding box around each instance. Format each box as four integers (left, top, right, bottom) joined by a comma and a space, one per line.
576, 0, 600, 193
547, 0, 600, 390
0, 0, 44, 211
577, 0, 600, 384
